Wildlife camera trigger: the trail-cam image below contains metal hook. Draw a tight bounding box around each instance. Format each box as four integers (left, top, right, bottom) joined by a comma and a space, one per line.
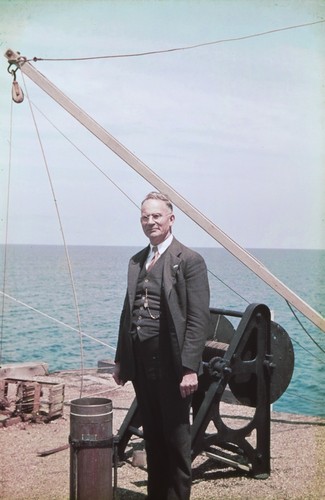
7, 62, 24, 103
7, 62, 19, 81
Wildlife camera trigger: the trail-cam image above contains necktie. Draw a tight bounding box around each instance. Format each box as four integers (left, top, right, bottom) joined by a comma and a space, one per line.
147, 246, 159, 272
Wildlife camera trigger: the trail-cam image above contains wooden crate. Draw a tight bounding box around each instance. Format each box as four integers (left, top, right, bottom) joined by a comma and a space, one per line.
0, 377, 65, 422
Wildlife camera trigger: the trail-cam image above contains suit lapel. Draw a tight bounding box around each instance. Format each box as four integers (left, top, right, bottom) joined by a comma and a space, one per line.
127, 246, 149, 308
163, 239, 182, 298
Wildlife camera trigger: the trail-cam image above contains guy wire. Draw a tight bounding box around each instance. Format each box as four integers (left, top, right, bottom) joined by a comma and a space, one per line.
0, 290, 116, 352
20, 72, 85, 398
0, 100, 14, 366
24, 100, 325, 363
3, 22, 324, 417
28, 19, 325, 63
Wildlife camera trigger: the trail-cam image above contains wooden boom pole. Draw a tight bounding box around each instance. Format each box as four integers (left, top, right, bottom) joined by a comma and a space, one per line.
5, 49, 325, 332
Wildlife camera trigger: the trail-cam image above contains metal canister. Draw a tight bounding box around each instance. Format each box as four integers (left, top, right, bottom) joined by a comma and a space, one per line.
69, 397, 113, 500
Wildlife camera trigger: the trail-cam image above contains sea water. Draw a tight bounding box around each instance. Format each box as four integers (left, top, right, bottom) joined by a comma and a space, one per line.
0, 245, 324, 417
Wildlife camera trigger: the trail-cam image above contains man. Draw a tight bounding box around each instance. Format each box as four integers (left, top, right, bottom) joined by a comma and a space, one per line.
113, 191, 210, 500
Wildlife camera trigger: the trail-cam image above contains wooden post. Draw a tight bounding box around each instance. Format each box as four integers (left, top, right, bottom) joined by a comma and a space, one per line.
4, 49, 325, 333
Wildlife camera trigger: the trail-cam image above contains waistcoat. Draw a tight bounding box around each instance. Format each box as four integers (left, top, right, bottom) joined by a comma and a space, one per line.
132, 251, 166, 341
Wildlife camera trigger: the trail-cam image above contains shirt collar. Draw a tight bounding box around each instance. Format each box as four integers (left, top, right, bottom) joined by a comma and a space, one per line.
150, 233, 173, 256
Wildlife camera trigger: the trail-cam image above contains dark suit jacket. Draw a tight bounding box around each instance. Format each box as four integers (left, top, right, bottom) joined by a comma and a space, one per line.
115, 237, 210, 383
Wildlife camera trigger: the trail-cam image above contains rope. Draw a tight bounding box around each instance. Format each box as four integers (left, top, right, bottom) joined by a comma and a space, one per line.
64, 381, 131, 405
3, 46, 325, 381
284, 387, 325, 408
19, 103, 253, 313
16, 81, 325, 365
0, 290, 116, 352
208, 268, 249, 304
286, 300, 325, 355
28, 19, 325, 63
4, 103, 324, 365
31, 103, 139, 211
290, 335, 324, 364
20, 72, 85, 397
5, 101, 251, 314
0, 100, 14, 365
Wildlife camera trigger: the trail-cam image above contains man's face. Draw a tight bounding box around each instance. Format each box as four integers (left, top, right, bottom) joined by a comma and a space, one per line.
141, 199, 175, 245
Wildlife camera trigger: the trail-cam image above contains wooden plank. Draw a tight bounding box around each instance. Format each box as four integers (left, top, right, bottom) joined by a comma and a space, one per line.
4, 49, 325, 333
37, 444, 69, 457
33, 383, 41, 413
0, 379, 5, 399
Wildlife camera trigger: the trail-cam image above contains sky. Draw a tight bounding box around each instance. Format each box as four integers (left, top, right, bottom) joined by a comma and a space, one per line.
0, 0, 324, 249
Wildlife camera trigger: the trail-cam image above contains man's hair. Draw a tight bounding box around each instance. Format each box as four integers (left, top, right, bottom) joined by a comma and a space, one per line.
141, 192, 173, 212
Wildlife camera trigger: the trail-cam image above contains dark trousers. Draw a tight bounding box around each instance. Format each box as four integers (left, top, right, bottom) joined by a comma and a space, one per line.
132, 335, 192, 500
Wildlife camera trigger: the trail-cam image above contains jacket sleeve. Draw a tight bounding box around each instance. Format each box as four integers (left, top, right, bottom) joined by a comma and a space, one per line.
167, 249, 210, 373
114, 291, 128, 364
182, 252, 210, 372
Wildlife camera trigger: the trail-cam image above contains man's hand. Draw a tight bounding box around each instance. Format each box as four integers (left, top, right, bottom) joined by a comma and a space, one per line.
112, 362, 124, 386
179, 370, 198, 398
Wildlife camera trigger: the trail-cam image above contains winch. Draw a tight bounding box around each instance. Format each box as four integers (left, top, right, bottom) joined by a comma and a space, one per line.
116, 303, 294, 479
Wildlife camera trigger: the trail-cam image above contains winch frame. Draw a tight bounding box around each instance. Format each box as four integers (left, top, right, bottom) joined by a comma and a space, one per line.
116, 303, 292, 479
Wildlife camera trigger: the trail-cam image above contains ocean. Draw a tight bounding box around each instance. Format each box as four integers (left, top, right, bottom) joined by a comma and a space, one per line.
0, 245, 324, 417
